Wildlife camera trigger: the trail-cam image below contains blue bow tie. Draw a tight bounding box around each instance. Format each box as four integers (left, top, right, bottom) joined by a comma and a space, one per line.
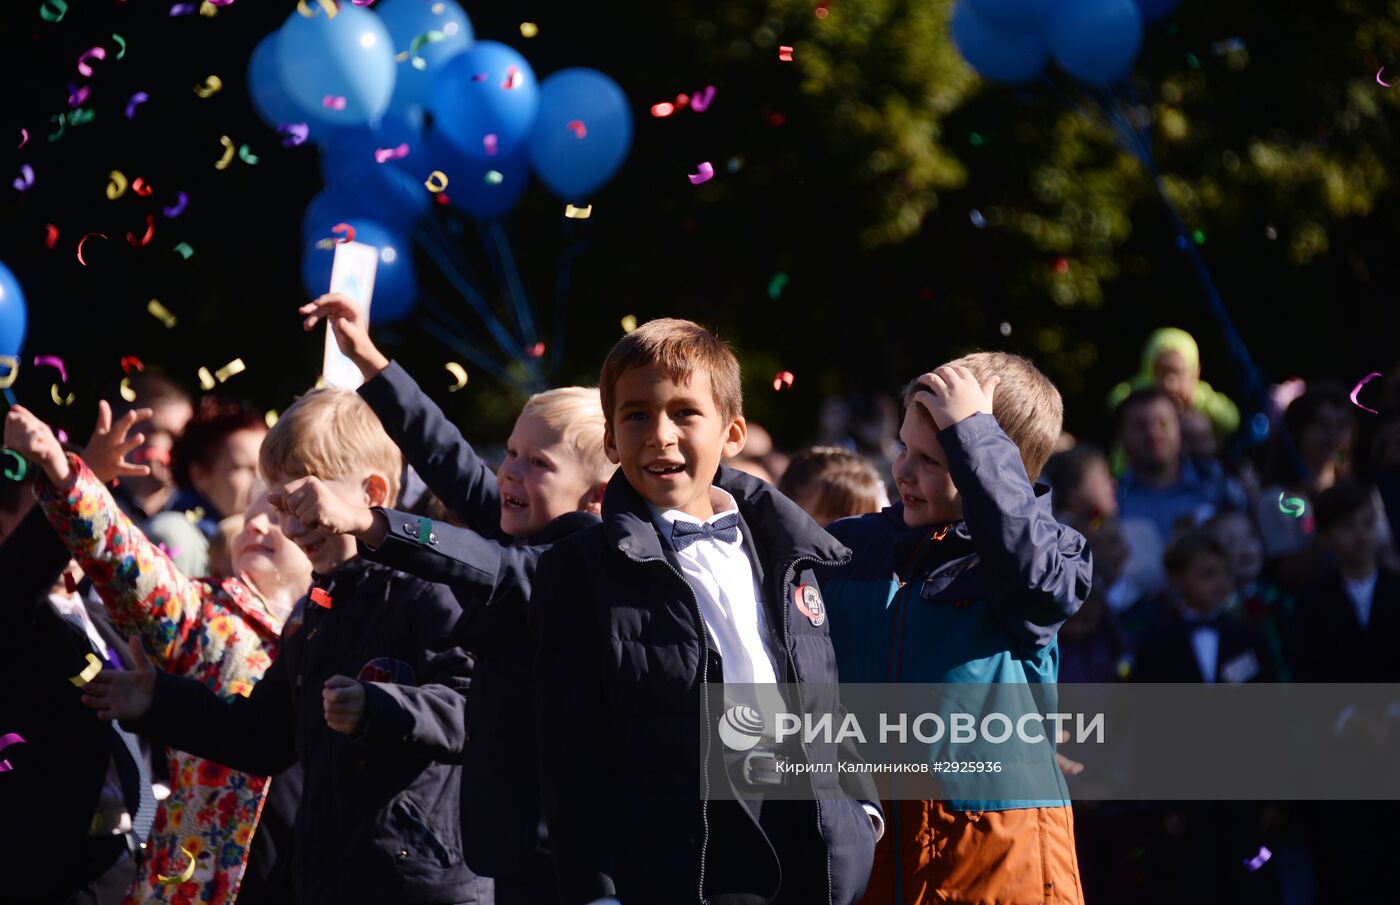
670, 512, 741, 551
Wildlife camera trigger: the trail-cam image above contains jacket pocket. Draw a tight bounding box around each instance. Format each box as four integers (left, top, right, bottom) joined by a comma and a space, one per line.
388, 794, 455, 869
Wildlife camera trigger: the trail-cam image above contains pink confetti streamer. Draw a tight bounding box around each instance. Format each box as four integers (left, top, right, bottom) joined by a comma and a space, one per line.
77, 46, 107, 78
483, 133, 498, 156
1243, 846, 1272, 872
162, 190, 189, 218
502, 66, 522, 90
33, 355, 68, 384
125, 91, 149, 119
68, 84, 90, 107
322, 95, 347, 110
373, 143, 410, 163
1350, 371, 1383, 414
567, 119, 587, 138
687, 161, 715, 185
690, 85, 716, 113
13, 165, 34, 192
17, 128, 27, 149
0, 732, 26, 772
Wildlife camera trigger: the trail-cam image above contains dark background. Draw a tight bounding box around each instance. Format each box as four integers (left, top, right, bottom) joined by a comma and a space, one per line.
4, 1, 1398, 451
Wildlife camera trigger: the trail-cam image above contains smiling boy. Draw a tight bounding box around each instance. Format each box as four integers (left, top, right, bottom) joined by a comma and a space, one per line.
532, 318, 880, 905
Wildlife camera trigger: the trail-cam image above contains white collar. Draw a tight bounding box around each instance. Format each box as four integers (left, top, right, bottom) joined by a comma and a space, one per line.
648, 487, 739, 546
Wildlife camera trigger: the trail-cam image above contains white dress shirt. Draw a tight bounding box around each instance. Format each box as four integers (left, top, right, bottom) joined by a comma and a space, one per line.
1343, 570, 1378, 632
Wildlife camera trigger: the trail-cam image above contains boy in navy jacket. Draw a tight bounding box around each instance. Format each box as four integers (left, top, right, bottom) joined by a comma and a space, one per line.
820, 354, 1093, 905
84, 388, 486, 905
297, 293, 614, 904
532, 318, 881, 905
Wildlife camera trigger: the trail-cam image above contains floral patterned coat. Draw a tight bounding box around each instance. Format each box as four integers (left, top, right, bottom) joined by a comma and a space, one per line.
37, 456, 288, 905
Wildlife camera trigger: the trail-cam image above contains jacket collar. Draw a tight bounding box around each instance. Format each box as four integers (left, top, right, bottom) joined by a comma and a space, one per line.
880, 482, 1056, 561
526, 510, 601, 546
604, 465, 850, 569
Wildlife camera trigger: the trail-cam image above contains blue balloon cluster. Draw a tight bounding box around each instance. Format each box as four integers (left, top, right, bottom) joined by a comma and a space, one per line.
248, 0, 633, 324
0, 261, 26, 359
951, 0, 1171, 86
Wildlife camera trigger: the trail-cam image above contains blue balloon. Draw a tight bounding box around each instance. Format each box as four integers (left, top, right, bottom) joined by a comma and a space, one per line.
1133, 0, 1181, 23
375, 0, 474, 115
527, 68, 633, 200
427, 129, 530, 220
301, 221, 417, 325
431, 42, 539, 162
951, 1, 1050, 84
968, 0, 1052, 28
0, 261, 27, 358
1048, 0, 1143, 85
248, 31, 305, 130
276, 6, 395, 127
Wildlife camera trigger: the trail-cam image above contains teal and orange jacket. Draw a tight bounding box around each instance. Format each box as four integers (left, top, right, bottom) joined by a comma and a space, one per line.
819, 414, 1093, 810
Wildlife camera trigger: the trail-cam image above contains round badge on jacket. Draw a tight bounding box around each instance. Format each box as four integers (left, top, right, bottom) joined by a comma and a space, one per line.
793, 584, 826, 627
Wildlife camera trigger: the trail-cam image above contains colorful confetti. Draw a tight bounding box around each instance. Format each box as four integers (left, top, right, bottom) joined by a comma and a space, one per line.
193, 75, 223, 98
238, 144, 259, 165
424, 170, 448, 192
322, 95, 348, 111
44, 224, 59, 248
214, 358, 246, 383
157, 846, 197, 885
564, 203, 592, 220
197, 367, 216, 391
33, 355, 68, 384
112, 33, 127, 59
484, 170, 503, 185
332, 222, 355, 244
1350, 371, 1382, 414
17, 128, 27, 149
767, 272, 789, 299
374, 143, 410, 163
169, 3, 197, 15
527, 342, 546, 359
162, 191, 189, 218
483, 133, 498, 156
687, 161, 715, 185
773, 371, 795, 391
147, 299, 178, 328
296, 0, 339, 19
68, 652, 102, 687
173, 242, 194, 260
620, 315, 638, 333
39, 0, 68, 23
567, 119, 587, 139
76, 232, 108, 266
519, 21, 539, 38
1, 450, 26, 482
690, 85, 716, 113
0, 732, 26, 772
121, 355, 145, 374
502, 67, 523, 90
1378, 68, 1392, 89
650, 101, 675, 118
1243, 846, 1272, 872
279, 122, 309, 147
0, 355, 17, 389
68, 84, 90, 107
397, 30, 446, 71
13, 165, 34, 192
106, 170, 128, 200
77, 46, 106, 78
127, 214, 155, 247
778, 45, 795, 61
444, 361, 468, 391
51, 383, 76, 407
214, 135, 235, 170
119, 376, 138, 402
1278, 491, 1305, 519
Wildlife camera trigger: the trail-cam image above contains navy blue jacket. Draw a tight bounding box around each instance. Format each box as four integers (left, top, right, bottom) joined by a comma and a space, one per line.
132, 559, 479, 905
532, 466, 879, 905
356, 358, 603, 882
0, 508, 150, 902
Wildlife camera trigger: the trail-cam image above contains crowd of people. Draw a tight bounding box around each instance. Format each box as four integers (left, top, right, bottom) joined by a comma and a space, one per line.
1, 311, 1394, 905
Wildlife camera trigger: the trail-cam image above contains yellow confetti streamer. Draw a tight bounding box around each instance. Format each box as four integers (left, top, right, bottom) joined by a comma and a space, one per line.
296, 0, 339, 19
193, 75, 223, 98
197, 367, 216, 391
0, 355, 18, 389
264, 410, 279, 428
444, 361, 468, 392
620, 315, 638, 333
106, 170, 128, 200
564, 203, 592, 220
119, 376, 137, 402
50, 384, 75, 406
68, 652, 102, 687
184, 506, 206, 524
214, 136, 235, 170
214, 358, 246, 383
147, 299, 178, 328
158, 846, 198, 884
424, 170, 448, 193
519, 22, 539, 38
198, 0, 220, 16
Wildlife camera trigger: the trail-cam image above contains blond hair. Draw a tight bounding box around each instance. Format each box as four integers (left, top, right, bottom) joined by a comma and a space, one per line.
260, 388, 402, 503
599, 318, 743, 428
520, 386, 616, 484
779, 446, 886, 522
901, 351, 1063, 481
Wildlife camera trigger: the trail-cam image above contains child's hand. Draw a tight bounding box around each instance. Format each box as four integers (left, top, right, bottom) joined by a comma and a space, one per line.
299, 293, 390, 381
82, 636, 156, 721
322, 675, 366, 734
83, 400, 154, 485
4, 405, 71, 485
912, 366, 1001, 431
269, 475, 375, 537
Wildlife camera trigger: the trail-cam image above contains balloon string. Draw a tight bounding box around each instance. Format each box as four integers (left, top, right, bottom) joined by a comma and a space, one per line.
413, 301, 526, 389
412, 221, 537, 372
483, 221, 540, 352
550, 221, 592, 378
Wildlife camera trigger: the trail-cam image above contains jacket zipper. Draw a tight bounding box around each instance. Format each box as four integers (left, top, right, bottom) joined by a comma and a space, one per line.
783, 555, 848, 905
624, 551, 714, 905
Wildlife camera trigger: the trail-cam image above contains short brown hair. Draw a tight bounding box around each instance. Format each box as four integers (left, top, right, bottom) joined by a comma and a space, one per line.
1164, 530, 1229, 576
599, 318, 743, 428
1314, 478, 1375, 533
260, 388, 402, 503
779, 446, 886, 522
900, 351, 1062, 481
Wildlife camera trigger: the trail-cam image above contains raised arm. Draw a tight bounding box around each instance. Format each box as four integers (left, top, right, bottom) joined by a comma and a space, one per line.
300, 293, 505, 538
